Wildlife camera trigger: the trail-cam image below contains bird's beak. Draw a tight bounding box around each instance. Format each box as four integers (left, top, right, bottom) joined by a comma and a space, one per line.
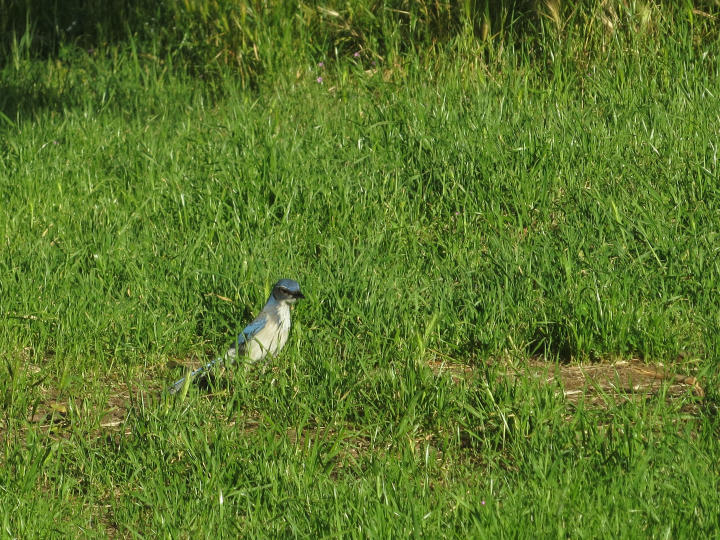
294, 291, 306, 300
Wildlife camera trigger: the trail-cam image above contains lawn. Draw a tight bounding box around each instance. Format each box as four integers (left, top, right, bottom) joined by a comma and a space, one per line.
1, 2, 719, 537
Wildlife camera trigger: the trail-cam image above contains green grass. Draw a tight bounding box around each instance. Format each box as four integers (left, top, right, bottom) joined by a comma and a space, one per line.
1, 3, 720, 536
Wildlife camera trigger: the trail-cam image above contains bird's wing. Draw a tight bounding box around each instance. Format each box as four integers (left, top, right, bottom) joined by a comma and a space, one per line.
237, 313, 268, 347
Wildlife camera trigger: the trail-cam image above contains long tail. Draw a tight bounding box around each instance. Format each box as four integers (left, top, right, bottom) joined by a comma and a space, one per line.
168, 347, 238, 394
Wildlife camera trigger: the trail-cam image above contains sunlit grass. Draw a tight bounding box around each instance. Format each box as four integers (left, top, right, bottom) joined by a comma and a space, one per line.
1, 2, 719, 536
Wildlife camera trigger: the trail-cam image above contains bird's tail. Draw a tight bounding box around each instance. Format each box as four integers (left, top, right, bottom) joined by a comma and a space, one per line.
168, 347, 238, 394
168, 362, 214, 395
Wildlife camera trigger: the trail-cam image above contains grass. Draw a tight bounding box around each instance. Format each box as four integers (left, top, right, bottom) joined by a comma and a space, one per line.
1, 2, 720, 536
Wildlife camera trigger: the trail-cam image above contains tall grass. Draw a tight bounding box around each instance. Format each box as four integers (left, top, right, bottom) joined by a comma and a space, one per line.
2, 1, 718, 85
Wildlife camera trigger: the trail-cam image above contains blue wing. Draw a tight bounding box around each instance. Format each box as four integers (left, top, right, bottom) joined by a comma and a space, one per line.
237, 313, 267, 349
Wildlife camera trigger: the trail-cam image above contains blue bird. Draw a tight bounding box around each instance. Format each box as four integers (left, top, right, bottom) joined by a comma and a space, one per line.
169, 279, 305, 394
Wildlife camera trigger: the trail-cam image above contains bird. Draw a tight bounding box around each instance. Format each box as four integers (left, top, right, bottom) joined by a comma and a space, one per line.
169, 279, 305, 394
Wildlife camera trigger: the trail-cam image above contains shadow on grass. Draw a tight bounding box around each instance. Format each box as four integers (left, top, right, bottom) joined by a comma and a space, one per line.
0, 80, 66, 124
526, 321, 575, 363
0, 0, 165, 59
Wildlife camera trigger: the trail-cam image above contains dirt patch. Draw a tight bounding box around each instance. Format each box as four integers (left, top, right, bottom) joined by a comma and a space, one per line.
427, 356, 475, 383
428, 354, 704, 408
524, 358, 704, 404
20, 356, 706, 441
24, 373, 164, 439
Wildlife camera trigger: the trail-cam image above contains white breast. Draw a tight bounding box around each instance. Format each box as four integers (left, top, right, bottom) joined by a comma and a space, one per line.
245, 304, 291, 362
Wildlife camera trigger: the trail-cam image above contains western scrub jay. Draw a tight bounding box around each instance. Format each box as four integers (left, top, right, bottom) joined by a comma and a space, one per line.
169, 279, 305, 394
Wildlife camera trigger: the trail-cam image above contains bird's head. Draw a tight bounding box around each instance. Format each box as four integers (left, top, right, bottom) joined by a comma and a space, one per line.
272, 279, 305, 304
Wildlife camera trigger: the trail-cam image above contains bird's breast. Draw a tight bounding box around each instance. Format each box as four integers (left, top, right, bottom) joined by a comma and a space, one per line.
245, 306, 291, 361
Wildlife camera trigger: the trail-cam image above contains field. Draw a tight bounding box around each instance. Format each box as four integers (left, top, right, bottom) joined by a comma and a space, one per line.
1, 1, 719, 537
